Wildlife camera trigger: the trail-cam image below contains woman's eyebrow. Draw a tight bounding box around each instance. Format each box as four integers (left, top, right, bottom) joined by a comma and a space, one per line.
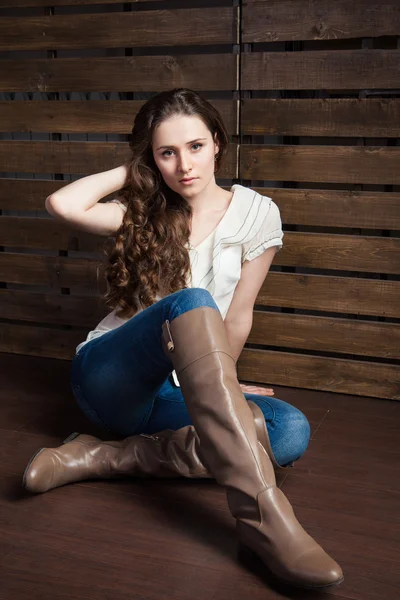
156, 137, 207, 151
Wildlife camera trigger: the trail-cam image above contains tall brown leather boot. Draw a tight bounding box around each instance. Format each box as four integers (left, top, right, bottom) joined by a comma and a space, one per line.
162, 306, 344, 589
22, 401, 286, 494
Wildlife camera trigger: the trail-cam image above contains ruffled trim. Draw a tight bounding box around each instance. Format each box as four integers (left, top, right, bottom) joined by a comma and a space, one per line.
243, 237, 283, 263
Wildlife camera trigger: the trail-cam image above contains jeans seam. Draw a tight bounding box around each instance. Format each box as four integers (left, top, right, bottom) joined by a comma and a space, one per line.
252, 396, 277, 426
71, 382, 112, 432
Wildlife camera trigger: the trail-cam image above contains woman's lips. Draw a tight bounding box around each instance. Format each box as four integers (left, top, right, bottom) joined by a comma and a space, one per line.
180, 178, 197, 185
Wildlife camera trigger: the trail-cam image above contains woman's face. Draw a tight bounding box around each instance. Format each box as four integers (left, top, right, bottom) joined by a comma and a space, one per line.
152, 115, 219, 198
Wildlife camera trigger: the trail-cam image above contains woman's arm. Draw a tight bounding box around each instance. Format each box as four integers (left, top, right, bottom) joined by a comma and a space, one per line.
225, 319, 275, 396
45, 164, 130, 236
224, 317, 252, 364
46, 164, 128, 216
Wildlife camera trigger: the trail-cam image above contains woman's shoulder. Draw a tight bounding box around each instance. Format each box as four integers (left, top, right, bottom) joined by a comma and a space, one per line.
231, 184, 275, 217
229, 184, 276, 226
217, 185, 280, 249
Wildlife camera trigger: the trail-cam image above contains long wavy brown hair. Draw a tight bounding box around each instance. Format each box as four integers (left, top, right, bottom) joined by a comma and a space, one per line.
101, 88, 229, 319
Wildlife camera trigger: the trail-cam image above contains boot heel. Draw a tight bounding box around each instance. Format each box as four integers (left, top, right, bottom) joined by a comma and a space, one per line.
62, 432, 80, 444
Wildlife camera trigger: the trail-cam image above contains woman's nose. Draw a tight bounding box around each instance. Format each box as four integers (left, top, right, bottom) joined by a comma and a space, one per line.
178, 153, 192, 172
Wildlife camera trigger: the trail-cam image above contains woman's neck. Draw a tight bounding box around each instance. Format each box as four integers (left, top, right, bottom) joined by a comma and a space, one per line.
185, 181, 232, 216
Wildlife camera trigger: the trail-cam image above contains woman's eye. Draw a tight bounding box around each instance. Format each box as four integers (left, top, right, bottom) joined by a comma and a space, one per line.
162, 143, 203, 157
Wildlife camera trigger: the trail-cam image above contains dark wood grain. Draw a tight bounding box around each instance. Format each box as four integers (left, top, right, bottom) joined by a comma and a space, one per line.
1, 320, 399, 400
0, 216, 107, 252
0, 141, 238, 178
0, 100, 239, 135
242, 50, 400, 90
261, 188, 400, 231
277, 231, 400, 274
0, 7, 238, 51
0, 322, 83, 359
0, 252, 106, 291
248, 311, 400, 359
0, 0, 158, 5
243, 0, 400, 42
238, 348, 400, 400
2, 270, 398, 321
0, 289, 106, 327
240, 144, 400, 185
2, 220, 399, 274
259, 272, 400, 319
0, 351, 398, 599
1, 179, 398, 231
242, 99, 400, 137
0, 54, 237, 93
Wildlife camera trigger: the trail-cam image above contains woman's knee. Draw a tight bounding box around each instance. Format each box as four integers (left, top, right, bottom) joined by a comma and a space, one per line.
280, 410, 311, 465
168, 288, 219, 320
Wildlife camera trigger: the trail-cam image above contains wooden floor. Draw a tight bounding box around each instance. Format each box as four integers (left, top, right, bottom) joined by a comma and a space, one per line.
0, 352, 399, 600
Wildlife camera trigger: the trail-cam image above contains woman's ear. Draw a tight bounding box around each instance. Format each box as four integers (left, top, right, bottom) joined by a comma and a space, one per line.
213, 133, 220, 156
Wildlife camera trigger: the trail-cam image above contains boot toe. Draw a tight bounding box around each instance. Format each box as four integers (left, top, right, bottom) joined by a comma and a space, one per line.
291, 548, 344, 588
23, 449, 54, 493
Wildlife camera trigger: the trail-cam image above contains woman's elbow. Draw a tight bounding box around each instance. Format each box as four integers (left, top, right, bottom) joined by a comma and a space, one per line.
45, 195, 63, 217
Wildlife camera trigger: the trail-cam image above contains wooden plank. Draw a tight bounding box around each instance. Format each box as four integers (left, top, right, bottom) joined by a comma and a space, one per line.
259, 273, 400, 319
240, 145, 400, 185
1, 179, 397, 231
0, 54, 237, 93
255, 188, 400, 231
0, 179, 70, 211
1, 323, 399, 397
238, 348, 400, 400
0, 141, 129, 175
3, 218, 397, 273
12, 0, 160, 4
248, 311, 400, 360
0, 0, 158, 6
0, 322, 85, 360
0, 8, 238, 51
1, 254, 398, 319
278, 232, 399, 275
0, 141, 238, 178
0, 252, 106, 292
242, 99, 400, 138
243, 0, 400, 42
242, 50, 400, 90
2, 288, 397, 360
0, 100, 239, 135
0, 289, 106, 327
0, 216, 106, 252
0, 178, 234, 212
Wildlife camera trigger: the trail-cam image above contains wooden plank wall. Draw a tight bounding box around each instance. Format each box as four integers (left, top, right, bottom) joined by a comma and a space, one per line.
0, 1, 241, 369
237, 0, 400, 400
0, 0, 399, 400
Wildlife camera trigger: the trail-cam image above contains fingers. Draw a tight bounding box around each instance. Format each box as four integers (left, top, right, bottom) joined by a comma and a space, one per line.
240, 385, 274, 396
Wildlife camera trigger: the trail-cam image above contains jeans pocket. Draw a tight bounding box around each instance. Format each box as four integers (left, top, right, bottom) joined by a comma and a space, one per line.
70, 381, 111, 431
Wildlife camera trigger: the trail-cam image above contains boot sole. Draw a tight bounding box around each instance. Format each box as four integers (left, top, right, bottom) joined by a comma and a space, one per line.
239, 544, 344, 590
22, 432, 81, 490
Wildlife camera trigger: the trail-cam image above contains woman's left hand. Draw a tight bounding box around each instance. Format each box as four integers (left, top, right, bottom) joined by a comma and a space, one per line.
240, 383, 274, 396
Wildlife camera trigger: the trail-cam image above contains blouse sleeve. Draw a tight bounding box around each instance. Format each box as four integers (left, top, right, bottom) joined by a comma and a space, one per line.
241, 199, 284, 263
106, 198, 128, 213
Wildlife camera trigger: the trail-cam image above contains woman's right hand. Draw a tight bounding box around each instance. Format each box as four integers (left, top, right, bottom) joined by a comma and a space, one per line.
240, 383, 274, 396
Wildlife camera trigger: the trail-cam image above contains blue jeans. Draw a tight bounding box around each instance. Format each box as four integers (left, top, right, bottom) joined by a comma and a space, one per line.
70, 288, 311, 468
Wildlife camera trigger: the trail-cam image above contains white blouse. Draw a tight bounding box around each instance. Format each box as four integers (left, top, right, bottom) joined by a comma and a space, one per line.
75, 184, 284, 384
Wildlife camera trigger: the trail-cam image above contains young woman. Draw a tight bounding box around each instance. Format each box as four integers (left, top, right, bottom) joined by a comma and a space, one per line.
23, 89, 343, 589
